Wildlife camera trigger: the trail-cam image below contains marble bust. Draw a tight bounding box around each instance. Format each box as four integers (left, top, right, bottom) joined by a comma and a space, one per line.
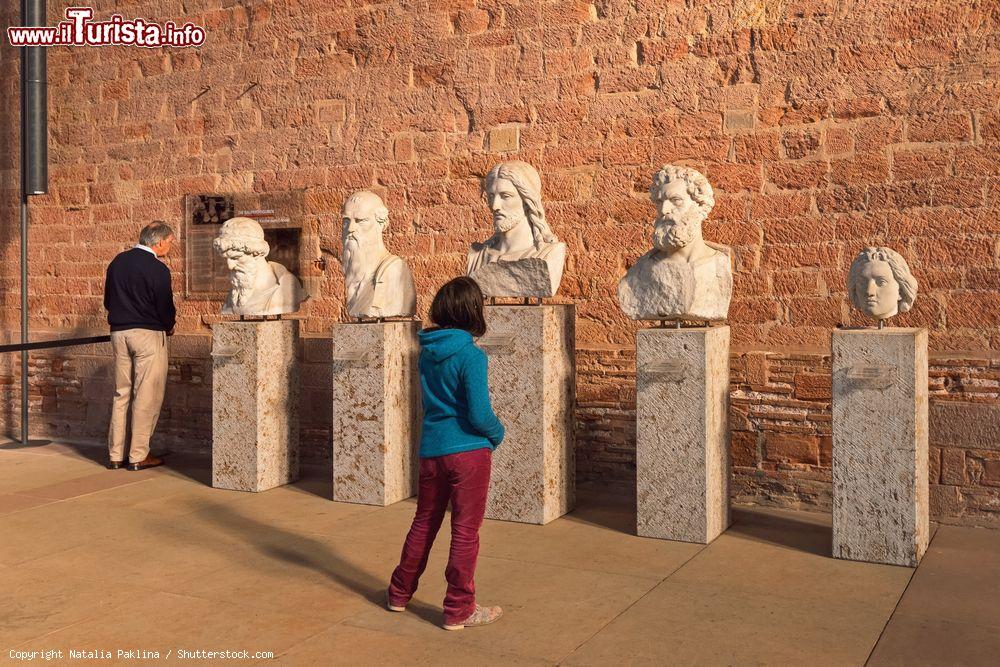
213, 217, 305, 317
847, 247, 918, 322
341, 190, 416, 319
617, 165, 733, 321
467, 160, 567, 297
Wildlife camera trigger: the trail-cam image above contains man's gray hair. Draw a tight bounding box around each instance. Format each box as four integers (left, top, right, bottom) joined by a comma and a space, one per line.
139, 221, 175, 247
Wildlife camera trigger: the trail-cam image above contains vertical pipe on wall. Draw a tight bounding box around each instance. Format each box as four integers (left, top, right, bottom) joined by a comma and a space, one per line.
19, 199, 27, 444
20, 0, 48, 444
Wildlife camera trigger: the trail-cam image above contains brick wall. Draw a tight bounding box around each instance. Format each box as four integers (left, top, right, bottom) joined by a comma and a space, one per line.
1, 1, 998, 525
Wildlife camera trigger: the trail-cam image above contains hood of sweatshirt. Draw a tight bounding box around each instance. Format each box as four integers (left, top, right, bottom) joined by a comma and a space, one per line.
419, 328, 474, 363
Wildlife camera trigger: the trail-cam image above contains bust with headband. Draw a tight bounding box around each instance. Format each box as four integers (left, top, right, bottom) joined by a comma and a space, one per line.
213, 217, 305, 317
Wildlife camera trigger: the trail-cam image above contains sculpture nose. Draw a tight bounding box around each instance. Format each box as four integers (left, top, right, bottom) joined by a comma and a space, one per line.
866, 280, 878, 297
490, 195, 502, 211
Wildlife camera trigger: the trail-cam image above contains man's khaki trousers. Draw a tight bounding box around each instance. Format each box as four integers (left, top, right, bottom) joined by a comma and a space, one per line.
108, 329, 169, 464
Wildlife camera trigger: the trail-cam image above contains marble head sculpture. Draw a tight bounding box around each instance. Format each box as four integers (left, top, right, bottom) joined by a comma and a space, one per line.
213, 217, 305, 316
847, 247, 918, 322
617, 165, 733, 321
341, 190, 416, 319
467, 160, 567, 297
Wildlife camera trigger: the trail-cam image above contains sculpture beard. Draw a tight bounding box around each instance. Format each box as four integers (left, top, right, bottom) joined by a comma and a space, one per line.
652, 208, 706, 252
493, 210, 526, 235
230, 260, 258, 308
342, 235, 370, 286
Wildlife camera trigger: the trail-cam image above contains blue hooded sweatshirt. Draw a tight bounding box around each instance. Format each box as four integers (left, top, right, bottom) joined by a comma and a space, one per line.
418, 327, 505, 458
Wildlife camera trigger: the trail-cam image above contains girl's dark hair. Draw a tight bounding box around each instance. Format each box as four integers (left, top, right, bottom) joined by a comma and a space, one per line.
429, 277, 486, 337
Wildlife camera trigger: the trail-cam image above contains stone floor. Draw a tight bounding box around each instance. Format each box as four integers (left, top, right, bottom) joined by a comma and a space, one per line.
1, 440, 998, 666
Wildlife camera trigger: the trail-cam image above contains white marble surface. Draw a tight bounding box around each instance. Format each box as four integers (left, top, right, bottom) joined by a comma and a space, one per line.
468, 161, 567, 297
847, 246, 918, 322
618, 165, 732, 321
214, 217, 305, 317
341, 191, 417, 319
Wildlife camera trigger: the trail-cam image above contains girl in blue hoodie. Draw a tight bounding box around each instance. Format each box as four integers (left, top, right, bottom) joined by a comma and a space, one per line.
386, 276, 505, 630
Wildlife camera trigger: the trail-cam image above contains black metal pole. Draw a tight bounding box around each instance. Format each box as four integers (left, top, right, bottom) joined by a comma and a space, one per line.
20, 0, 48, 445
20, 197, 28, 445
19, 12, 27, 444
20, 32, 28, 444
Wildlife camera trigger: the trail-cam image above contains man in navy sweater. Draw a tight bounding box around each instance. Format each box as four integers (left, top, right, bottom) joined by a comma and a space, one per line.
103, 221, 176, 470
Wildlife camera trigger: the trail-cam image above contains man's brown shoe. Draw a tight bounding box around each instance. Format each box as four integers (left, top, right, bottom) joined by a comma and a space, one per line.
127, 455, 165, 471
107, 460, 124, 470
443, 604, 503, 631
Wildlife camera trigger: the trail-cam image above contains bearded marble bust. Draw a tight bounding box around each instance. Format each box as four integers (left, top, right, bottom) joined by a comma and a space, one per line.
467, 161, 567, 298
617, 165, 733, 321
213, 217, 305, 317
341, 190, 416, 319
847, 247, 918, 322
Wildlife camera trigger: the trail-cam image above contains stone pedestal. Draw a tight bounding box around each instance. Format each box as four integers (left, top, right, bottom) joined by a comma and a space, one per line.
212, 319, 299, 492
832, 328, 929, 567
636, 326, 730, 543
331, 321, 420, 506
481, 305, 575, 525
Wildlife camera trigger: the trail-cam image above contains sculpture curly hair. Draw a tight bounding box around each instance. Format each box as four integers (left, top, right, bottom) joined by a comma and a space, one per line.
650, 164, 716, 213
847, 246, 918, 314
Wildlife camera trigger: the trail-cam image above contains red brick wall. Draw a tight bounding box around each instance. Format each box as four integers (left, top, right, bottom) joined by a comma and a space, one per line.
1, 1, 998, 525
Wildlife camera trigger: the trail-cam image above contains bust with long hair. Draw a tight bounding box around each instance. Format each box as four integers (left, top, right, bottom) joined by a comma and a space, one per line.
467, 161, 567, 298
